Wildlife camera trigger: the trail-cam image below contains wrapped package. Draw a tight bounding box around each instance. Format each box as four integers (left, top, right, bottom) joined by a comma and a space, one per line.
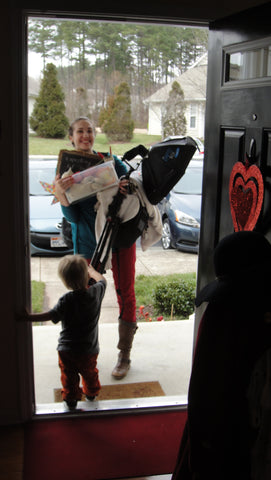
64, 161, 118, 204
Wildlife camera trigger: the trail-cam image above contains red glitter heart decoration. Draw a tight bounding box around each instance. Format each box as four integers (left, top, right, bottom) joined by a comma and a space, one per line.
229, 161, 264, 231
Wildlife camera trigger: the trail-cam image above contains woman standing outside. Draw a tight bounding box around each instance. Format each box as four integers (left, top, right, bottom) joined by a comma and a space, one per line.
55, 117, 137, 380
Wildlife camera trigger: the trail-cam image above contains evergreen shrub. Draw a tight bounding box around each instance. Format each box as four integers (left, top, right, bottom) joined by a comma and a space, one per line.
153, 279, 196, 318
162, 81, 187, 138
30, 63, 69, 139
102, 82, 134, 141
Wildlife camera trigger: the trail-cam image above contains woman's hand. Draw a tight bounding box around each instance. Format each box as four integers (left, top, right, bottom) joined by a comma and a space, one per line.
55, 173, 73, 194
54, 174, 73, 206
118, 178, 129, 195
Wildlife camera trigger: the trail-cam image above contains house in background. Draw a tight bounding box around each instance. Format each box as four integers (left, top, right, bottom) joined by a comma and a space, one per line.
28, 77, 40, 132
144, 53, 207, 139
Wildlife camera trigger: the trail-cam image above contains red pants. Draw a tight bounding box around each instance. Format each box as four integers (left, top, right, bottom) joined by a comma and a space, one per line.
111, 243, 137, 323
58, 351, 101, 401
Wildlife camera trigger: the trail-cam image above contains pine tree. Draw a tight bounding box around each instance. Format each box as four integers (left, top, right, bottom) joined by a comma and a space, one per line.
102, 82, 134, 141
30, 63, 69, 138
162, 81, 187, 138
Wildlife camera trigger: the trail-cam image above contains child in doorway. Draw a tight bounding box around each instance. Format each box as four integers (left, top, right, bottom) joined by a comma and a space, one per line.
25, 254, 106, 410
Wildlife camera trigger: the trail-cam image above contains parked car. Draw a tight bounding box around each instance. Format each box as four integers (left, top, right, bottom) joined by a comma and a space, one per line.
29, 156, 73, 256
158, 158, 203, 253
192, 137, 204, 161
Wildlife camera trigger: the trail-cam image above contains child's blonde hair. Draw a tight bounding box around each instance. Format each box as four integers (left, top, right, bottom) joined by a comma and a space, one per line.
58, 255, 88, 291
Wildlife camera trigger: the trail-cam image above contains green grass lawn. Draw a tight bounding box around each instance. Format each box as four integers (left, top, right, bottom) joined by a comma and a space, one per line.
29, 132, 162, 156
31, 280, 46, 313
31, 273, 196, 320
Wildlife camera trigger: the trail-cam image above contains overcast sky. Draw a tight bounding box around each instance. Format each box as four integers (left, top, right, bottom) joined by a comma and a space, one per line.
28, 52, 44, 79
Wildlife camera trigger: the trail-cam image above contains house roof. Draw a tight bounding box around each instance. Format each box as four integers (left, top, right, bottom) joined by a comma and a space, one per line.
144, 53, 207, 105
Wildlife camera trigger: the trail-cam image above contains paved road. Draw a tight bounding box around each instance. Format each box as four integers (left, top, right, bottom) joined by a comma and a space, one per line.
31, 245, 198, 323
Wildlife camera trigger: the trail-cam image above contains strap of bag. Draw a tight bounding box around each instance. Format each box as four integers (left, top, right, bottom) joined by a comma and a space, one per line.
115, 249, 124, 320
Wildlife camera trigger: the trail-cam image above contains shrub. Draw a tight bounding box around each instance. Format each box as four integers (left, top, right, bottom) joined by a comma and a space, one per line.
102, 82, 134, 141
30, 63, 69, 138
153, 279, 196, 318
162, 81, 187, 138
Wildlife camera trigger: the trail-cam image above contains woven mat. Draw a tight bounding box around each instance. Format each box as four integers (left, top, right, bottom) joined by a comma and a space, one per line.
54, 381, 165, 402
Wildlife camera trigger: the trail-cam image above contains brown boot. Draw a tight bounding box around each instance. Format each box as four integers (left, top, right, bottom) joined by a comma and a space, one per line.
112, 319, 137, 380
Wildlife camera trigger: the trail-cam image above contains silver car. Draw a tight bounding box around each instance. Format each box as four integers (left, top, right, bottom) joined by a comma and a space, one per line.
29, 156, 73, 256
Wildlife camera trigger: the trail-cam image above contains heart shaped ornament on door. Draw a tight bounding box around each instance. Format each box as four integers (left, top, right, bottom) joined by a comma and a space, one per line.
229, 161, 264, 231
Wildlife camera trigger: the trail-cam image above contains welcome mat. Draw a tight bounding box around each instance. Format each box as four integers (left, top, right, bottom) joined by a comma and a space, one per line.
54, 381, 165, 402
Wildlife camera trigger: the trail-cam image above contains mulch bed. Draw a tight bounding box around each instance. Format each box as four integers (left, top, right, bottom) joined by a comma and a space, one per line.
136, 304, 164, 322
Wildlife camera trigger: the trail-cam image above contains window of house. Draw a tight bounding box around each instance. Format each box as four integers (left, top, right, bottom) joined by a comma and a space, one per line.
190, 104, 197, 128
224, 37, 271, 85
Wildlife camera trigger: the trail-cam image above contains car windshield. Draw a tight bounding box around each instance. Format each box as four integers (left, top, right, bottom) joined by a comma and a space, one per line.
29, 166, 56, 196
173, 165, 203, 194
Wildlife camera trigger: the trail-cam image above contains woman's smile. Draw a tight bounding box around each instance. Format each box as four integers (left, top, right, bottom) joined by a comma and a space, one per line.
69, 119, 95, 153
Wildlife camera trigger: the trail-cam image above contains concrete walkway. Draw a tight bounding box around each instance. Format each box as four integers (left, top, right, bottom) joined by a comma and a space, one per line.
31, 246, 198, 405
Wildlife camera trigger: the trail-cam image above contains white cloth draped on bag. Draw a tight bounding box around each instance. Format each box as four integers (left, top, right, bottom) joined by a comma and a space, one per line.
95, 174, 163, 269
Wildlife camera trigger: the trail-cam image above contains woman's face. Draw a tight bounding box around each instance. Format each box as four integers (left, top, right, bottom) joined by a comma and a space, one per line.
69, 119, 95, 152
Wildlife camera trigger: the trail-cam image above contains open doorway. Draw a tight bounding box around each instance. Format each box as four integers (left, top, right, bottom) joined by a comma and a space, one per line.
28, 15, 207, 411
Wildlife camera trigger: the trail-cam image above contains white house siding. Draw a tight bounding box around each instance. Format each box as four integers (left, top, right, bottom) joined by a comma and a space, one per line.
28, 77, 40, 133
29, 96, 36, 119
148, 103, 163, 135
144, 54, 207, 140
147, 100, 205, 139
186, 101, 205, 139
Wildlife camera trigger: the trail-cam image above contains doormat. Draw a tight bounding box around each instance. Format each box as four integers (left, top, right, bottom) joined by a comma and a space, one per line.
54, 381, 165, 402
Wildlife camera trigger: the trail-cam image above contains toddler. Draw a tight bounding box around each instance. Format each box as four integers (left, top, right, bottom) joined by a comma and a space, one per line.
26, 254, 106, 410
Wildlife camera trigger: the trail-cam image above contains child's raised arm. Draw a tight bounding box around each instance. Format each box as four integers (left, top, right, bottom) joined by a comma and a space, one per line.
88, 264, 106, 284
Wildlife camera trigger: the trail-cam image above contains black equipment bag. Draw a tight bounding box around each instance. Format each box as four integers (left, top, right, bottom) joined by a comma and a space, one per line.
142, 136, 198, 204
123, 136, 198, 205
112, 203, 149, 249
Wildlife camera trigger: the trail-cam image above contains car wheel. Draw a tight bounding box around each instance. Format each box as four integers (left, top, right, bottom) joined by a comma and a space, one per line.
161, 218, 172, 250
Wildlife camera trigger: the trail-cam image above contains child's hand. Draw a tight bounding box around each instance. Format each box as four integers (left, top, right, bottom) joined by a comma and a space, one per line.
17, 307, 34, 322
18, 307, 31, 320
88, 264, 97, 279
88, 264, 106, 284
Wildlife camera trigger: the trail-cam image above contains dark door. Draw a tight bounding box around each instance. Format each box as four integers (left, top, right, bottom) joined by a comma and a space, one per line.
218, 50, 271, 242
196, 3, 271, 329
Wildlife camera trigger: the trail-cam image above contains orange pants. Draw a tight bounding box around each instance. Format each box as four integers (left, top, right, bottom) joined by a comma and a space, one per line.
58, 351, 101, 401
